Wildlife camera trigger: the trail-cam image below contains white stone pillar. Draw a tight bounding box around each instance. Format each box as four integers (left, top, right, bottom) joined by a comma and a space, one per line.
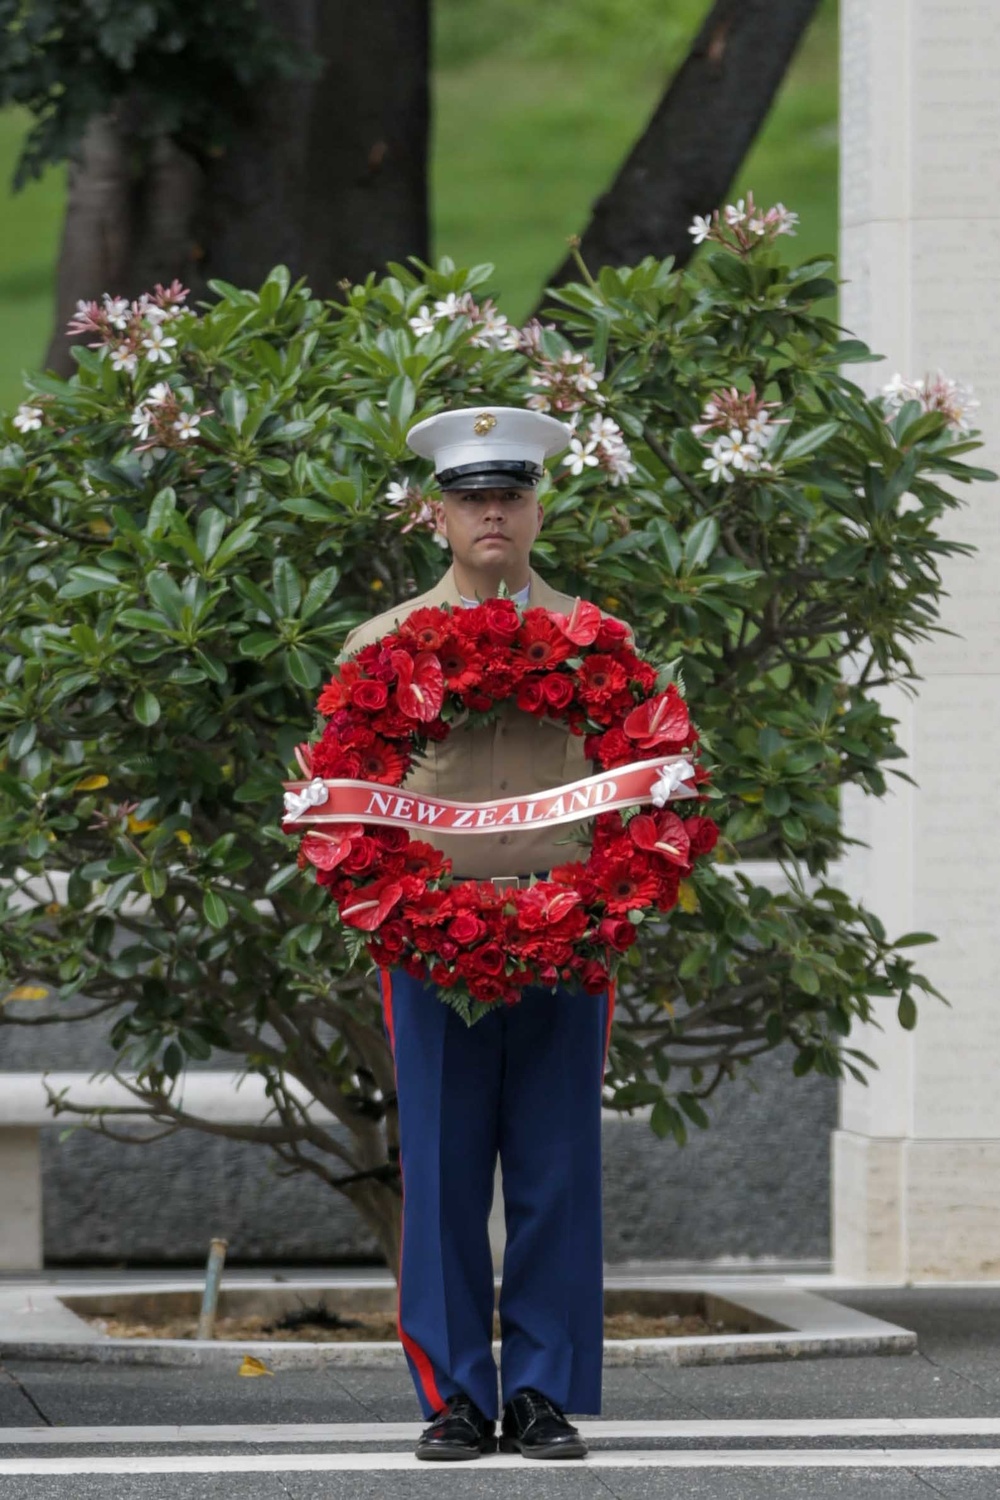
835, 0, 1000, 1280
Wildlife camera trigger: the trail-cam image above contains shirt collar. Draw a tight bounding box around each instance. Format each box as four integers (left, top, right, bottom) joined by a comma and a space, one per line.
459, 581, 530, 609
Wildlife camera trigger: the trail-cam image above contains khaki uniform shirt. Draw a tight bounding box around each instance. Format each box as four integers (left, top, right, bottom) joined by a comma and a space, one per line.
337, 562, 633, 880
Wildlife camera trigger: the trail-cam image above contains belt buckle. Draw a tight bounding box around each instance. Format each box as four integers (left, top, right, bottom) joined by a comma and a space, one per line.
491, 874, 522, 893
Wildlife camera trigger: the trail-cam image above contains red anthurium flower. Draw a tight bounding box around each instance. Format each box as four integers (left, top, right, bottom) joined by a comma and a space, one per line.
341, 876, 405, 931
550, 596, 603, 646
390, 649, 445, 722
300, 825, 365, 871
622, 688, 691, 750
629, 810, 691, 866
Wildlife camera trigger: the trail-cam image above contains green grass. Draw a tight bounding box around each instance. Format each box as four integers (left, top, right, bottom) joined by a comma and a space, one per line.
0, 0, 837, 411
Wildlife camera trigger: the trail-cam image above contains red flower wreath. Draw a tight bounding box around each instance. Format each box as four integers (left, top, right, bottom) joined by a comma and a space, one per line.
282, 596, 718, 1021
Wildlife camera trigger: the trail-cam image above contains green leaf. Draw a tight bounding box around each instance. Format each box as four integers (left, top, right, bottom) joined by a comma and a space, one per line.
202, 890, 229, 929
273, 556, 302, 618
791, 961, 821, 995
683, 516, 719, 571
142, 866, 167, 899
133, 689, 161, 726
9, 722, 37, 758
897, 992, 918, 1030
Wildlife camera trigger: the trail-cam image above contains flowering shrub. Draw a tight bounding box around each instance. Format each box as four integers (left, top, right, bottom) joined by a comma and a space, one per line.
0, 206, 994, 1256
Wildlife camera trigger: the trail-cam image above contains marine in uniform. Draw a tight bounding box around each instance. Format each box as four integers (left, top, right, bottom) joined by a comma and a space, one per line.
338, 407, 635, 1461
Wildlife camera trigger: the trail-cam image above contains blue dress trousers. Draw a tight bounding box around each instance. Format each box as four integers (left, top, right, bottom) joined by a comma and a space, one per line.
379, 964, 615, 1421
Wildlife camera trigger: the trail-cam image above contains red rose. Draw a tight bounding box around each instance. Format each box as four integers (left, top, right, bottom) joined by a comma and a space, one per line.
482, 599, 521, 645
597, 916, 637, 952
578, 958, 611, 994
470, 943, 505, 976
594, 616, 630, 649
340, 840, 379, 876
351, 679, 389, 713
685, 816, 719, 856
448, 912, 487, 945
540, 673, 575, 712
516, 678, 545, 714
468, 974, 509, 1004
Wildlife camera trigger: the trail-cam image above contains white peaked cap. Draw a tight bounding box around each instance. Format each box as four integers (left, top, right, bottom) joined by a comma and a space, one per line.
406, 406, 571, 490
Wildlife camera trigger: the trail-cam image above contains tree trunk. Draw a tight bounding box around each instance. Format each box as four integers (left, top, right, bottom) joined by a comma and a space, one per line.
537, 0, 823, 303
44, 0, 430, 376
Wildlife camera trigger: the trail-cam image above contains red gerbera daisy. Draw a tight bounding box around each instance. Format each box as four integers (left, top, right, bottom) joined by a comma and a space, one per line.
438, 633, 483, 692
356, 737, 409, 784
517, 616, 573, 671
399, 607, 448, 653
595, 858, 660, 914
578, 654, 628, 706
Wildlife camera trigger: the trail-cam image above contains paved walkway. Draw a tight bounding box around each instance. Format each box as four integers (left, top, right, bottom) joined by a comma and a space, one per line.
4, 1287, 1000, 1497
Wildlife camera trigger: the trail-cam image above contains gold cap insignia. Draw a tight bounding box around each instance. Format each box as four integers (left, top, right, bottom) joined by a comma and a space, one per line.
473, 413, 497, 435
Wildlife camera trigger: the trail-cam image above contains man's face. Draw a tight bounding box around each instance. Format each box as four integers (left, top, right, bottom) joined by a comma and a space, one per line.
435, 486, 543, 568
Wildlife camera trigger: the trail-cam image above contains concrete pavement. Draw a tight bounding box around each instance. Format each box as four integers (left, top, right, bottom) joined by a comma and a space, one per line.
3, 1287, 1000, 1497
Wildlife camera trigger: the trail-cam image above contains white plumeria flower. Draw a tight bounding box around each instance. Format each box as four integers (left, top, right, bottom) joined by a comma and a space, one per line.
588, 414, 624, 442
470, 305, 511, 347
431, 530, 449, 549
385, 480, 411, 507
13, 405, 44, 433
143, 306, 169, 326
525, 391, 553, 412
605, 447, 637, 486
715, 429, 759, 472
748, 216, 767, 236
432, 292, 473, 320
563, 436, 601, 475
141, 325, 177, 363
702, 453, 733, 485
688, 215, 712, 244
724, 199, 747, 227
110, 344, 138, 374
650, 760, 697, 807
560, 351, 602, 394
769, 203, 799, 236
131, 406, 154, 440
881, 372, 911, 407
408, 305, 438, 336
173, 412, 201, 441
746, 413, 777, 446
283, 777, 330, 819
146, 381, 174, 405
102, 295, 131, 330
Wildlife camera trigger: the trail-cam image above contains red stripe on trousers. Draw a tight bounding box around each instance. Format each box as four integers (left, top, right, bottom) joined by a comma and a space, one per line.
604, 976, 616, 1077
379, 967, 445, 1415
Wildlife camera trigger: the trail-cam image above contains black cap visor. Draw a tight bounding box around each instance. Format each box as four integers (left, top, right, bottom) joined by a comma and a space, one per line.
436, 459, 542, 492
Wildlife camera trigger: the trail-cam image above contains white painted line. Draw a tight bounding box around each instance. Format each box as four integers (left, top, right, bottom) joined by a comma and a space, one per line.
4, 1418, 1000, 1446
3, 1449, 1000, 1475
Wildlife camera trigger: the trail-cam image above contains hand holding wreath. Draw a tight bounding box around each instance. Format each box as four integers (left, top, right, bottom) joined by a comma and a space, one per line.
282, 595, 717, 1023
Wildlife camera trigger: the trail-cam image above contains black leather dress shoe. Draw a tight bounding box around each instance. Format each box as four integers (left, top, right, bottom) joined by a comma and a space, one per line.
499, 1388, 588, 1459
414, 1393, 496, 1461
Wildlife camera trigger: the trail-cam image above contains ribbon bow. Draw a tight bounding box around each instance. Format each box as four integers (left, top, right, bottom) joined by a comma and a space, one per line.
649, 760, 696, 806
283, 777, 330, 819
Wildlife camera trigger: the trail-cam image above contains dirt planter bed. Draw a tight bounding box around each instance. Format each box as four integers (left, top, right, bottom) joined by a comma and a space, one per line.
0, 1277, 917, 1370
